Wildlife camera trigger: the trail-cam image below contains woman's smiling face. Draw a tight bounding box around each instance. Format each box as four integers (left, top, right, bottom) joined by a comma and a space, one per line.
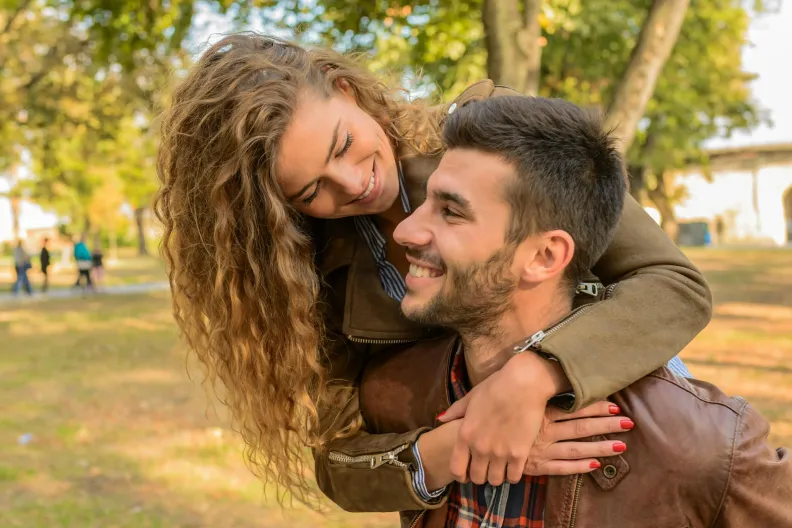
277, 89, 401, 219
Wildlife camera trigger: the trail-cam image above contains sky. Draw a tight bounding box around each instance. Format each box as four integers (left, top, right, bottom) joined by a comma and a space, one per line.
2, 3, 791, 240
706, 1, 792, 148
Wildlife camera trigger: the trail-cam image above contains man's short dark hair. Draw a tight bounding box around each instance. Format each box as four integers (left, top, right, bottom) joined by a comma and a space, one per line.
442, 96, 626, 284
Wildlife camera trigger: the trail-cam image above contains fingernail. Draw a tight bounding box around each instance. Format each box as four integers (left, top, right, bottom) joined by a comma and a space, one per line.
613, 442, 627, 453
608, 405, 621, 415
620, 419, 634, 430
589, 461, 601, 469
436, 411, 446, 420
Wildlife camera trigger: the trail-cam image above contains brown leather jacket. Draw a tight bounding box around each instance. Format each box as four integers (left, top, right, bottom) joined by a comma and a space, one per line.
358, 334, 792, 528
313, 80, 713, 512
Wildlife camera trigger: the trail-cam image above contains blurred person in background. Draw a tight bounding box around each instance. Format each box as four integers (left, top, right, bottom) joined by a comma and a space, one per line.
73, 235, 93, 291
12, 240, 33, 296
40, 237, 51, 293
91, 242, 105, 291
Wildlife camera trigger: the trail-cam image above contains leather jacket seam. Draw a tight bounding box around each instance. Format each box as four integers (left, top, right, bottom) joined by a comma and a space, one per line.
647, 373, 742, 415
709, 399, 749, 527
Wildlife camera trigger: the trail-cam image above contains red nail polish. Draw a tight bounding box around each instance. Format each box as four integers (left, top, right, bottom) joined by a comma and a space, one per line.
589, 461, 601, 469
620, 419, 634, 430
608, 405, 621, 415
613, 442, 627, 453
436, 411, 446, 420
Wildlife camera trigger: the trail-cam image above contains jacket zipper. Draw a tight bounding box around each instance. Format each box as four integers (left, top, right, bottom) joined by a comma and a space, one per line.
408, 511, 425, 528
567, 285, 614, 528
328, 443, 410, 469
346, 335, 419, 345
514, 283, 617, 354
569, 474, 583, 528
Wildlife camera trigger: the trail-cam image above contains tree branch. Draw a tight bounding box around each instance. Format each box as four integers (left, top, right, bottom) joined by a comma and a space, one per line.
1, 0, 32, 38
605, 0, 691, 154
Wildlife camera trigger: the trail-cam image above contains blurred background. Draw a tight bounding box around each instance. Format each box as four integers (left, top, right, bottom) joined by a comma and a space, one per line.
1, 1, 791, 526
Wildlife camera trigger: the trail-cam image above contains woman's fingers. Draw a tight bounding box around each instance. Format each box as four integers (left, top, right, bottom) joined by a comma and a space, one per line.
524, 440, 628, 476
526, 458, 603, 476
544, 440, 627, 461
546, 416, 634, 442
546, 400, 621, 422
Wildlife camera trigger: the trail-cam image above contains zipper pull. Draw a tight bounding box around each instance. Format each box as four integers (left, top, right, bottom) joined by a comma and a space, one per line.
370, 451, 398, 469
370, 444, 409, 468
513, 330, 546, 354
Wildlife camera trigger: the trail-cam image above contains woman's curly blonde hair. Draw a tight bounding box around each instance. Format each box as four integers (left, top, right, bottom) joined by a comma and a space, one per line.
154, 33, 441, 504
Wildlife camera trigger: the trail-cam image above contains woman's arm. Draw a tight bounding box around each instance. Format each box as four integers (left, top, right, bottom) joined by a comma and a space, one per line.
537, 193, 712, 409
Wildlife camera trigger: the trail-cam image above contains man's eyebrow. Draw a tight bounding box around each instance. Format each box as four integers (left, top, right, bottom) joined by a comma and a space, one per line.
325, 119, 340, 165
433, 189, 475, 216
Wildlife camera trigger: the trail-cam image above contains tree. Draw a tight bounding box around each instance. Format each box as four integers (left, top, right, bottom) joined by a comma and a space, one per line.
483, 0, 543, 95
626, 0, 762, 239
604, 0, 691, 154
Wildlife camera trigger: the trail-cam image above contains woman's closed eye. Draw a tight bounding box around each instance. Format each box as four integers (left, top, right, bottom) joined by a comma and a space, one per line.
302, 180, 322, 205
302, 133, 354, 205
336, 133, 353, 158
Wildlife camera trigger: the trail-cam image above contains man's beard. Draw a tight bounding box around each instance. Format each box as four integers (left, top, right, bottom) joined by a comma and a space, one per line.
403, 247, 518, 341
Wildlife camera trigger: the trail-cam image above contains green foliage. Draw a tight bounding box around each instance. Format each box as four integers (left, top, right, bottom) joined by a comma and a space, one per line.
1, 0, 765, 230
266, 0, 762, 196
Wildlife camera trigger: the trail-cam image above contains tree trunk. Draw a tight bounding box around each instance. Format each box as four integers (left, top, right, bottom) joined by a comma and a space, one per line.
605, 0, 690, 154
482, 0, 543, 95
647, 172, 679, 242
628, 164, 646, 204
109, 226, 118, 262
521, 0, 543, 96
10, 195, 21, 241
134, 206, 149, 256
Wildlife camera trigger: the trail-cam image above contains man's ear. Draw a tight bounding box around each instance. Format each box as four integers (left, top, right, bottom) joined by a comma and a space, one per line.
518, 230, 574, 284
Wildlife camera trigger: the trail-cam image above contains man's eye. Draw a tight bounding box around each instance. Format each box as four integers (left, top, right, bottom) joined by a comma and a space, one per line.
441, 206, 461, 219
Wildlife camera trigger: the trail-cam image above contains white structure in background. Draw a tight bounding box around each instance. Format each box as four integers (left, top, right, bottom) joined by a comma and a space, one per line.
648, 143, 792, 246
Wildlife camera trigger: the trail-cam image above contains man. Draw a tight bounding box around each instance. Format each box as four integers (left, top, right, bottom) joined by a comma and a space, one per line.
40, 237, 51, 293
358, 96, 792, 527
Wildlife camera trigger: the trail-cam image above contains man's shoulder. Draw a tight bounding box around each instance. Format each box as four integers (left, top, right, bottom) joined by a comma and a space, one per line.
640, 368, 746, 415
615, 368, 746, 477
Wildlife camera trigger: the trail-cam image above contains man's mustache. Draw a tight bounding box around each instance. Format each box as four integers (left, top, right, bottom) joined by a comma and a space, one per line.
405, 247, 446, 270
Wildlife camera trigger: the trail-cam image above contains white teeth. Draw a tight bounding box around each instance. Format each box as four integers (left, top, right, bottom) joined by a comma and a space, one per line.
409, 263, 441, 278
356, 172, 375, 201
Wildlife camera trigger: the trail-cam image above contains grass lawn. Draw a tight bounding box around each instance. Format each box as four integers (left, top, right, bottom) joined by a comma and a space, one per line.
1, 248, 790, 526
681, 248, 792, 447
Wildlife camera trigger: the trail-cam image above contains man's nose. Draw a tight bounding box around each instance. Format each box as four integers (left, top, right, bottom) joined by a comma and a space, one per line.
394, 204, 433, 248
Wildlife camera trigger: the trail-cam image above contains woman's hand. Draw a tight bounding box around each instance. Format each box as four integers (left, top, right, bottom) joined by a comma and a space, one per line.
521, 401, 631, 479
437, 352, 633, 486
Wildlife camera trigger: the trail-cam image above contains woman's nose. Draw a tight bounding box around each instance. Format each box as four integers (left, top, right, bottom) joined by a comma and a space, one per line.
328, 163, 368, 199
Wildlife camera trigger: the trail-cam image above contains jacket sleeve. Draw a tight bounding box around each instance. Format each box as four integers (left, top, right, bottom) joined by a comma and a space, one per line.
538, 194, 713, 409
313, 334, 448, 512
713, 403, 792, 527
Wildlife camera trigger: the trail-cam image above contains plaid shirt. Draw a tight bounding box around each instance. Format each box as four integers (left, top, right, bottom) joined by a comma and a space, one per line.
445, 344, 547, 528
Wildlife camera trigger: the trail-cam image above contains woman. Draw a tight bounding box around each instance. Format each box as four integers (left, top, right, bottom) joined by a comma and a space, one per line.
73, 236, 93, 291
155, 34, 711, 510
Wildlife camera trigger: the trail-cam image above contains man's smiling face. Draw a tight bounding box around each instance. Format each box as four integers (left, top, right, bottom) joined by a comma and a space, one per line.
393, 148, 521, 336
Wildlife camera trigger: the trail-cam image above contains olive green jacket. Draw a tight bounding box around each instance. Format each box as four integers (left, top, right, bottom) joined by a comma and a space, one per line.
312, 80, 712, 513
